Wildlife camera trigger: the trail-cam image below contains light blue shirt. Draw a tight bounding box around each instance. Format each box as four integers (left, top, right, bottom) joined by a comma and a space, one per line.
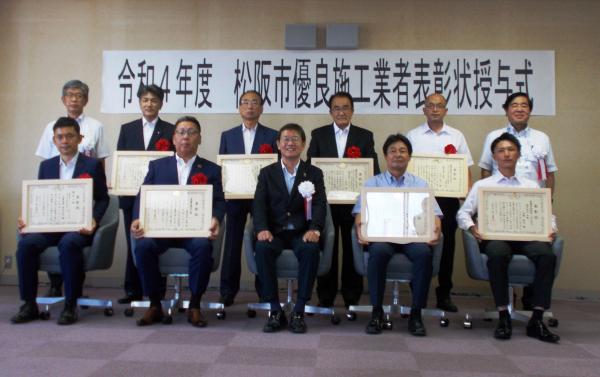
281, 160, 300, 229
352, 170, 443, 217
59, 152, 80, 180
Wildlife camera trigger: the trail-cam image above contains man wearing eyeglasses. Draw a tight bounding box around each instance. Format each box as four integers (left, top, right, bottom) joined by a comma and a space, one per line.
116, 84, 175, 305
130, 116, 225, 327
217, 90, 278, 307
35, 80, 111, 299
406, 93, 474, 313
478, 92, 558, 310
307, 91, 380, 310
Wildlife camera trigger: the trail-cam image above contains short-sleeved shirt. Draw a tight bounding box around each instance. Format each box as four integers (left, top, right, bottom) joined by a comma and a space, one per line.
35, 114, 110, 159
352, 170, 443, 217
406, 123, 474, 166
478, 125, 557, 187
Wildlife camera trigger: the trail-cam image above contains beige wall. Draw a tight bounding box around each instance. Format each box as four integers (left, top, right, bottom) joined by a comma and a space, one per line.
1, 0, 598, 297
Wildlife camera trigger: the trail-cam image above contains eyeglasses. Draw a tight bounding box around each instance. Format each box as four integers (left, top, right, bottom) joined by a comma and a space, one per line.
240, 99, 261, 106
509, 102, 530, 109
175, 129, 200, 136
331, 105, 352, 113
64, 92, 84, 100
424, 103, 446, 110
281, 136, 301, 144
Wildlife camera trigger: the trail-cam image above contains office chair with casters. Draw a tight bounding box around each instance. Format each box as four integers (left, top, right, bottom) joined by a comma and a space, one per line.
125, 217, 227, 323
35, 195, 120, 319
243, 206, 340, 324
461, 230, 563, 329
348, 227, 449, 329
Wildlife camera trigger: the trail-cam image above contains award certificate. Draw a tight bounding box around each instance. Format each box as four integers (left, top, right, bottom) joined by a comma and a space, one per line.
407, 153, 469, 198
311, 158, 374, 204
110, 151, 173, 196
217, 154, 278, 199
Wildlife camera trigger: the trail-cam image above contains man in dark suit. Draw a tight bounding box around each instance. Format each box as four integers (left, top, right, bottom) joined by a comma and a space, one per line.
12, 117, 109, 325
253, 123, 327, 334
116, 84, 175, 304
130, 116, 225, 327
307, 91, 380, 309
218, 90, 278, 306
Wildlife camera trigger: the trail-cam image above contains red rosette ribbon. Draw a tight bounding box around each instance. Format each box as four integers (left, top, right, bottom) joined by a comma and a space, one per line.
155, 138, 171, 151
258, 143, 273, 154
78, 173, 92, 179
346, 145, 362, 158
444, 144, 457, 154
190, 172, 208, 185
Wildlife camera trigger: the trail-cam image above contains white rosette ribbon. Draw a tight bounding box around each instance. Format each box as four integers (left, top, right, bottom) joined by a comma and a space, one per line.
298, 181, 316, 220
531, 145, 547, 180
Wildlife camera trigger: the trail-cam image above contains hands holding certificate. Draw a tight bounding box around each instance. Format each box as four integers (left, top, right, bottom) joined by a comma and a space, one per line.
17, 217, 97, 235
131, 217, 220, 240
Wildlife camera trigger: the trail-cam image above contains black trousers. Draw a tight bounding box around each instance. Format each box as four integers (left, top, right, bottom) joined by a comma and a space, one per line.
482, 240, 556, 309
316, 204, 363, 306
435, 197, 460, 298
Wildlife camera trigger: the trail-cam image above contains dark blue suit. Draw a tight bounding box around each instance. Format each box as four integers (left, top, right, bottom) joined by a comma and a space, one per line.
133, 155, 225, 299
218, 124, 278, 300
253, 160, 327, 310
17, 154, 109, 303
116, 117, 175, 297
307, 124, 380, 307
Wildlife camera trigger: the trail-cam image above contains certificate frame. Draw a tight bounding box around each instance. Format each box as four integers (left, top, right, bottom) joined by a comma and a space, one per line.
139, 185, 213, 238
407, 153, 469, 198
359, 187, 435, 244
311, 157, 374, 204
216, 154, 278, 199
478, 187, 552, 242
109, 150, 173, 196
21, 179, 93, 233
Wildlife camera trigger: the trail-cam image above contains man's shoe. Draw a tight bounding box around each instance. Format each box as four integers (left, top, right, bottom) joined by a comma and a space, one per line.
187, 308, 208, 327
57, 307, 78, 325
218, 295, 234, 307
494, 316, 512, 340
263, 310, 287, 333
45, 285, 62, 298
436, 296, 458, 313
136, 306, 164, 326
288, 312, 307, 334
10, 302, 39, 324
526, 318, 560, 343
365, 312, 383, 335
408, 315, 427, 336
117, 295, 142, 304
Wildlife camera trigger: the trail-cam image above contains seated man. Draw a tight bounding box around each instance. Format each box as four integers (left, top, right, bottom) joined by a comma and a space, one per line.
131, 116, 225, 328
12, 117, 109, 325
253, 123, 327, 334
353, 134, 442, 336
457, 132, 560, 343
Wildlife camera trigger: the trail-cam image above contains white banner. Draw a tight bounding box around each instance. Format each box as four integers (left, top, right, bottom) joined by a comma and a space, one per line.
102, 50, 555, 115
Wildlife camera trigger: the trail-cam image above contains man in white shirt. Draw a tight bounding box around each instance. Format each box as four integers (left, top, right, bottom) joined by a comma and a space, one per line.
479, 92, 558, 310
457, 132, 560, 343
34, 80, 110, 298
406, 93, 473, 313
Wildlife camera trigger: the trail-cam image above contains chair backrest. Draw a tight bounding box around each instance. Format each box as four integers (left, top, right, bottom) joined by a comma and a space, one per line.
243, 205, 335, 278
462, 229, 564, 284
158, 216, 227, 275
350, 226, 443, 281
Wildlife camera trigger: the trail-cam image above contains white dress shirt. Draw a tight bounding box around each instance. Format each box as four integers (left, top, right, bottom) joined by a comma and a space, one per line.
36, 114, 110, 159
333, 123, 350, 158
142, 117, 157, 150
242, 123, 257, 154
406, 122, 474, 165
59, 152, 80, 180
176, 154, 197, 185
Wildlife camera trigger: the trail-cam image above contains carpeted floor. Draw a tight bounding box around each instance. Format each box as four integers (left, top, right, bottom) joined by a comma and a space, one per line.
1, 284, 599, 377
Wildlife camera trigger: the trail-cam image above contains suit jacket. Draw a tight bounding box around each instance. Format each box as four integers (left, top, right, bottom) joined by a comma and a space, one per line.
132, 155, 226, 223
116, 117, 175, 210
38, 154, 110, 223
219, 123, 278, 154
307, 123, 380, 175
253, 160, 327, 235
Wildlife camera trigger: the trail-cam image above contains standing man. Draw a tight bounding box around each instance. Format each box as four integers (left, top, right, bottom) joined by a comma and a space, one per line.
458, 133, 560, 343
307, 91, 380, 309
479, 92, 558, 309
35, 80, 111, 297
130, 116, 225, 327
253, 123, 327, 333
116, 84, 175, 304
353, 134, 442, 336
406, 93, 473, 312
13, 117, 109, 325
218, 90, 278, 306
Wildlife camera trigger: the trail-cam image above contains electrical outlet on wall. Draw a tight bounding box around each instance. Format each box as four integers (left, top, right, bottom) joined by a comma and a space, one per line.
4, 256, 12, 269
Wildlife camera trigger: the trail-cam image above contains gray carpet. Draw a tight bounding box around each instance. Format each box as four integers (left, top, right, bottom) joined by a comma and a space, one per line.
1, 284, 599, 377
